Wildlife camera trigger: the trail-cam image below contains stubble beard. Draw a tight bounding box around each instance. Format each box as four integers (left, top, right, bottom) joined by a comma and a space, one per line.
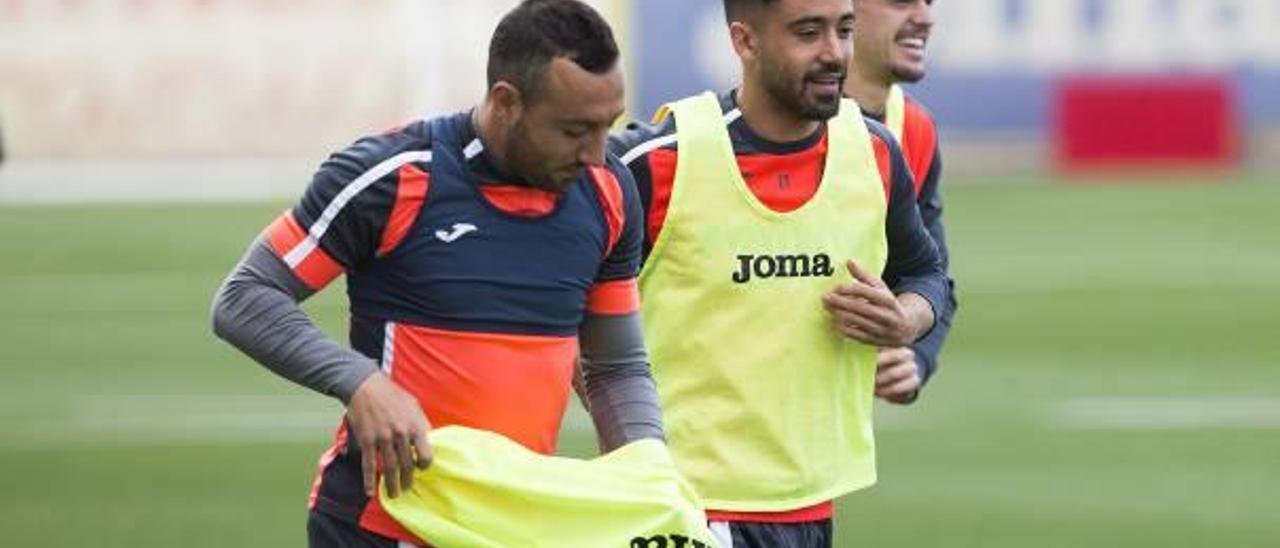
761, 57, 842, 122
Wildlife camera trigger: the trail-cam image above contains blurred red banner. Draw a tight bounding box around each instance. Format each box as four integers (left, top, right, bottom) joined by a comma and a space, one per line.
1052, 74, 1241, 176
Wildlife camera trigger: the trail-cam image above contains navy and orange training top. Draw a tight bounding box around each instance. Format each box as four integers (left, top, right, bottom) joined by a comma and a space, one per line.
262, 111, 644, 544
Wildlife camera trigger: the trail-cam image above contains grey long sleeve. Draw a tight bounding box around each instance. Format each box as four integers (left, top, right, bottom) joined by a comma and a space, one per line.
578, 312, 666, 452
211, 238, 378, 403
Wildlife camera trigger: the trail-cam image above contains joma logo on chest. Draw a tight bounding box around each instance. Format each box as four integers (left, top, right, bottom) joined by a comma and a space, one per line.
732, 253, 835, 284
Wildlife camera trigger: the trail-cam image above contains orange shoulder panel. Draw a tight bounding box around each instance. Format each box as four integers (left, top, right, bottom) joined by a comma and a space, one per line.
902, 98, 938, 195
588, 165, 626, 256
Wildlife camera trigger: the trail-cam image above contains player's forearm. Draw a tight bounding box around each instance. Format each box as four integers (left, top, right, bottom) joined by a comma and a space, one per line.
578, 311, 666, 452
211, 238, 378, 403
883, 158, 949, 324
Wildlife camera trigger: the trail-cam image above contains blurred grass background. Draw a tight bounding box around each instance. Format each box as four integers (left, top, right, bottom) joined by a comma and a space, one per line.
1, 174, 1277, 547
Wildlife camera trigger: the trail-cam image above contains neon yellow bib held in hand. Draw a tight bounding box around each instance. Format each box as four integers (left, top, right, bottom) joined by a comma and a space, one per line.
639, 92, 888, 511
380, 427, 719, 548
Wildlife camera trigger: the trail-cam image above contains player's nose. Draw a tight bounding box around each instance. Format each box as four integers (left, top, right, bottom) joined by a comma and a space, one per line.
817, 28, 845, 65
910, 0, 935, 27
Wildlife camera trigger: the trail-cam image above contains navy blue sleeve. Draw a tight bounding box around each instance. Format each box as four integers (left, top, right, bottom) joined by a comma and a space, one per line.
869, 121, 948, 334
595, 154, 645, 282
291, 135, 406, 270
910, 145, 955, 386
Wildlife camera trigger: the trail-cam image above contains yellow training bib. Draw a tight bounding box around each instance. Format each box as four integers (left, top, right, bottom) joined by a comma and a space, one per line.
380, 426, 719, 548
639, 92, 888, 511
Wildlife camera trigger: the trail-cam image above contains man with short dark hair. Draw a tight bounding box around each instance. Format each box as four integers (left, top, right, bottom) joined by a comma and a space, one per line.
845, 0, 955, 405
212, 1, 664, 546
611, 0, 948, 546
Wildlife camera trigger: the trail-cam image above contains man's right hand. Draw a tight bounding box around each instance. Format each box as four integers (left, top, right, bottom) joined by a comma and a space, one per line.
346, 372, 433, 499
822, 260, 922, 347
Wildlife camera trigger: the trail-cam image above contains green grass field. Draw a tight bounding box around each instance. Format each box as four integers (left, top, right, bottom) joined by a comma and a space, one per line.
2, 174, 1277, 547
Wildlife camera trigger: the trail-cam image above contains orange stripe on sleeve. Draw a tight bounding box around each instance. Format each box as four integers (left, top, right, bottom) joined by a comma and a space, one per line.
378, 164, 430, 256
293, 245, 344, 291
586, 278, 641, 315
262, 211, 344, 290
264, 210, 306, 257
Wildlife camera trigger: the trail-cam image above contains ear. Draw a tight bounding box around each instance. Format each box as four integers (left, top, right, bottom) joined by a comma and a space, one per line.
729, 21, 758, 63
488, 81, 525, 124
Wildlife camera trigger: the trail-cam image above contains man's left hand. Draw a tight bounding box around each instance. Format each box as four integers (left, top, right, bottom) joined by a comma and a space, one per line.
876, 346, 921, 404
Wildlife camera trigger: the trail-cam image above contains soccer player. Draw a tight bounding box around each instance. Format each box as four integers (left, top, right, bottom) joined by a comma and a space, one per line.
845, 0, 954, 404
211, 1, 664, 546
609, 0, 948, 545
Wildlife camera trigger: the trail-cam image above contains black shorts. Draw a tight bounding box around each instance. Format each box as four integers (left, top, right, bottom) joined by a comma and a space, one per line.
307, 510, 423, 548
709, 518, 833, 548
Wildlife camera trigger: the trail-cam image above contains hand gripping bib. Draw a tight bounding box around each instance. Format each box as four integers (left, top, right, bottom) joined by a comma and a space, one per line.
381, 426, 720, 548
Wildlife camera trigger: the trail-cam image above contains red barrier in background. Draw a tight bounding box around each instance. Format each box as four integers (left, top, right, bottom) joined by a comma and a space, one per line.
1052, 74, 1240, 176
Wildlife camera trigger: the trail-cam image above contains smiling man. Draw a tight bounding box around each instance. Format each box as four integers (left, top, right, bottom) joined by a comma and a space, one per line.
610, 0, 948, 546
845, 0, 957, 405
211, 1, 665, 546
